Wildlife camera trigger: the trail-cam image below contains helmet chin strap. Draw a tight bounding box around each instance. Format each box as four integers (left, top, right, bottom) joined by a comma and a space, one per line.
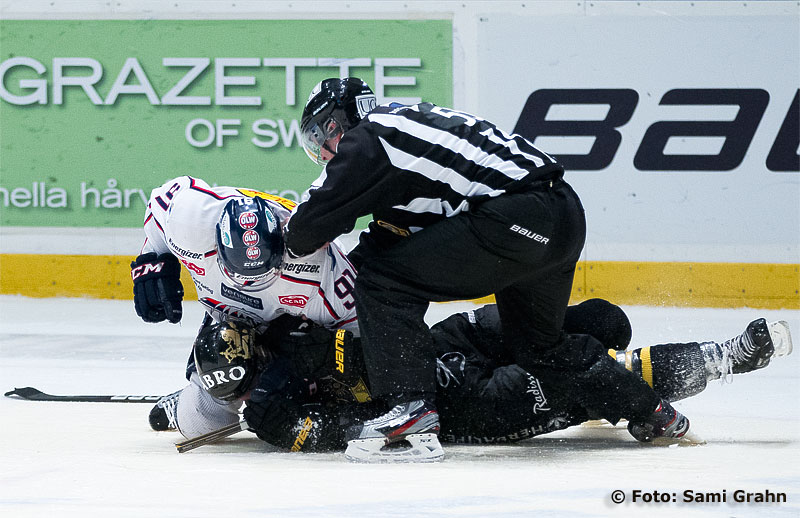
322, 142, 337, 158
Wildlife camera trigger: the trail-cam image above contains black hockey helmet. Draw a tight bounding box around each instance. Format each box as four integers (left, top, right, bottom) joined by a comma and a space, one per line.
300, 77, 376, 166
216, 196, 284, 291
194, 320, 258, 401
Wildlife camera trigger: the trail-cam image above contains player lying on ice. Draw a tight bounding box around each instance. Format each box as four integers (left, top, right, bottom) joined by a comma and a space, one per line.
150, 300, 792, 461
134, 176, 793, 461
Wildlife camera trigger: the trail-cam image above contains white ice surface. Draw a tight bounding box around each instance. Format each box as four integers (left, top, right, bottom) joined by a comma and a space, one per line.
0, 296, 798, 518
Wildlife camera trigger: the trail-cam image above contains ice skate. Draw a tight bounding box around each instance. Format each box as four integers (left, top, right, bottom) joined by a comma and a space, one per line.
149, 389, 182, 431
344, 400, 444, 463
628, 399, 704, 446
720, 318, 793, 375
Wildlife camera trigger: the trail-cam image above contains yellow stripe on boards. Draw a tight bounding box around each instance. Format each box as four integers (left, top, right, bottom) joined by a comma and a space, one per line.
0, 254, 198, 300
1, 255, 798, 309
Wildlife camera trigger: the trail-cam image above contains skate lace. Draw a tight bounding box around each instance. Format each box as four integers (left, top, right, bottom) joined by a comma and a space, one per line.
435, 352, 465, 388
364, 404, 406, 425
158, 392, 180, 429
719, 347, 734, 384
718, 332, 755, 384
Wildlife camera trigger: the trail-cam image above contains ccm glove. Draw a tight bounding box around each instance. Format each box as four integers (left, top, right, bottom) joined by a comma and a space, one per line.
130, 252, 184, 323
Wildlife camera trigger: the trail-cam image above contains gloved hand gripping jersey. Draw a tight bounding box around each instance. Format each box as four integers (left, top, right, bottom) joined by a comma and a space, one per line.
131, 252, 184, 323
243, 357, 322, 450
260, 315, 360, 386
243, 318, 364, 451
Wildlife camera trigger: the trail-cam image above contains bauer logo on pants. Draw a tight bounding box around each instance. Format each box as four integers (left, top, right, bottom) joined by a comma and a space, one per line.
510, 224, 549, 244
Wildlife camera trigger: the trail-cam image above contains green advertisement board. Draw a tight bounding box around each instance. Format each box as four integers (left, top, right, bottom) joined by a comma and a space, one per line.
0, 19, 452, 227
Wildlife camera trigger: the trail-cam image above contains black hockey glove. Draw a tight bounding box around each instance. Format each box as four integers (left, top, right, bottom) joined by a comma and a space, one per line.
261, 316, 358, 383
245, 357, 324, 451
249, 357, 310, 403
130, 252, 184, 323
244, 398, 324, 451
281, 327, 360, 385
281, 325, 338, 376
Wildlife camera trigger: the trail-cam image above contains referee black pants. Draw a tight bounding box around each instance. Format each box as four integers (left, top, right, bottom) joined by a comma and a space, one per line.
353, 180, 588, 399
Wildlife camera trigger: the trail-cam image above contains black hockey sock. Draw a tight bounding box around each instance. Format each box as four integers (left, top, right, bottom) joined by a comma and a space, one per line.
609, 343, 708, 402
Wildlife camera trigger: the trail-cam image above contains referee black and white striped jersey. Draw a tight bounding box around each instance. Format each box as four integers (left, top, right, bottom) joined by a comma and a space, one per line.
285, 102, 565, 257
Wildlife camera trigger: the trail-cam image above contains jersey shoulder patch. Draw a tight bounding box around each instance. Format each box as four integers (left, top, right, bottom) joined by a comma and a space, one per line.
236, 188, 297, 211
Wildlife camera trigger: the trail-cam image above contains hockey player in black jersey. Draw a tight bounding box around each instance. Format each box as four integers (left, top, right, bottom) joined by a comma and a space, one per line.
182, 300, 792, 459
288, 77, 598, 457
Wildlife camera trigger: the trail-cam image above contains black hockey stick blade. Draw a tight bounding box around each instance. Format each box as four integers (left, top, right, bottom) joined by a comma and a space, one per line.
4, 386, 162, 403
175, 421, 248, 453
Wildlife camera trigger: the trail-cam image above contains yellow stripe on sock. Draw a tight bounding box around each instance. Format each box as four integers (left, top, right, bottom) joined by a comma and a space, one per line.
640, 347, 654, 388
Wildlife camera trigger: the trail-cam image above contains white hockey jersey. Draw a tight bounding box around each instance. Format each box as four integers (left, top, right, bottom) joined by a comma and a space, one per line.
140, 176, 359, 335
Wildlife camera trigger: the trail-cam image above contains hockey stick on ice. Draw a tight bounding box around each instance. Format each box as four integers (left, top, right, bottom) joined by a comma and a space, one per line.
175, 421, 249, 453
4, 386, 162, 403
6, 387, 247, 452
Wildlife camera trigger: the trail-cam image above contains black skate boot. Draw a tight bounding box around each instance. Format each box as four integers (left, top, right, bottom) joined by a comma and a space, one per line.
718, 319, 792, 375
149, 389, 181, 431
344, 399, 444, 462
628, 399, 701, 446
723, 318, 774, 374
700, 319, 793, 382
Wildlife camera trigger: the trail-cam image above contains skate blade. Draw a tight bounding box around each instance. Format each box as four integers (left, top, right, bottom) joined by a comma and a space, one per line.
581, 419, 617, 428
768, 321, 793, 357
649, 429, 706, 447
344, 433, 444, 463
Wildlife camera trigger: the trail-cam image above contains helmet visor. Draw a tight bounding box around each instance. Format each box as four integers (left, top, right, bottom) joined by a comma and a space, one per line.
301, 118, 342, 166
219, 262, 279, 291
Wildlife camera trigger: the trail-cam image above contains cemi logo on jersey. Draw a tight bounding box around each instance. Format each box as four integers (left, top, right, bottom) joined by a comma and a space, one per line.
334, 329, 346, 374
219, 323, 252, 363
290, 416, 315, 452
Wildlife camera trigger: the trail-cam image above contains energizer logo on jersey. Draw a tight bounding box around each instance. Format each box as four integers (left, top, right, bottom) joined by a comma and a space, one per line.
167, 238, 204, 259
283, 262, 321, 274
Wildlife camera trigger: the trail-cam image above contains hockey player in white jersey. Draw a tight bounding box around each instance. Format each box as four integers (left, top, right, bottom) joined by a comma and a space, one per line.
130, 176, 358, 438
